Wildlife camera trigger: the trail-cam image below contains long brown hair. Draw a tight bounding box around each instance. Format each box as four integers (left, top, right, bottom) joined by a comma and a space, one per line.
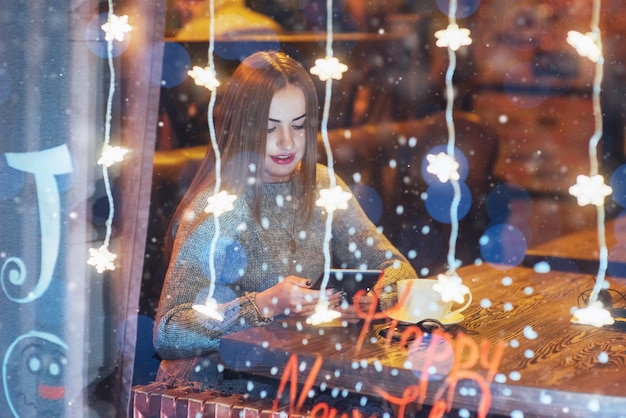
165, 51, 320, 257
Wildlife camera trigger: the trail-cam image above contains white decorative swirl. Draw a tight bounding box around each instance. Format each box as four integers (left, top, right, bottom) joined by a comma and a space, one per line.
1, 257, 27, 299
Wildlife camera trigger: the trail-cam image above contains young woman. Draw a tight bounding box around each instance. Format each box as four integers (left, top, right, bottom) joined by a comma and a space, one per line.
153, 51, 417, 395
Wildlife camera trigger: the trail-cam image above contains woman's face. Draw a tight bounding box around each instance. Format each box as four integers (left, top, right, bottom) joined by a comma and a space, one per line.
263, 85, 307, 183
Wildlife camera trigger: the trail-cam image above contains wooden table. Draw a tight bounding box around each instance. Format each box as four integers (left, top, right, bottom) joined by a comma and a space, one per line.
219, 262, 626, 417
525, 215, 626, 277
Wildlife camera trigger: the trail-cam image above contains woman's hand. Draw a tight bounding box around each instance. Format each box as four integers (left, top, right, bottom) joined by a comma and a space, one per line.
337, 294, 378, 323
254, 275, 341, 318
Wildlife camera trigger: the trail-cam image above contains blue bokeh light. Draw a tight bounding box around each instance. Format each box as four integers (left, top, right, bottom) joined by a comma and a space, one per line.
610, 164, 626, 208
436, 0, 481, 18
159, 42, 192, 88
480, 224, 528, 269
85, 13, 131, 58
424, 181, 472, 223
200, 237, 248, 285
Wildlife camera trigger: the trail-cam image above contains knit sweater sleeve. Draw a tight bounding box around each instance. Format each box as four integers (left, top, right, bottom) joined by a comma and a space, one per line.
153, 202, 269, 360
321, 166, 418, 311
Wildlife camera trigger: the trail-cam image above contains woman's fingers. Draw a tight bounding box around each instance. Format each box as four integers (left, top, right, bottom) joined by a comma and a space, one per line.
289, 290, 343, 317
284, 275, 312, 288
275, 276, 377, 318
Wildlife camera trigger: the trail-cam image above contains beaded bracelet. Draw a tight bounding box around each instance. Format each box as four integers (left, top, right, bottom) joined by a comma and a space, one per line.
244, 292, 273, 323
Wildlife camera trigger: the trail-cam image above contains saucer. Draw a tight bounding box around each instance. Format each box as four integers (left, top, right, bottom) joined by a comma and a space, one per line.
387, 309, 464, 325
440, 312, 464, 325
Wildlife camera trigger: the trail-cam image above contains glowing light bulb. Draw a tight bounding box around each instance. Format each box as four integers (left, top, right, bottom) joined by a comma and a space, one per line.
569, 174, 612, 206
205, 190, 237, 216
426, 152, 460, 183
433, 272, 470, 304
193, 297, 224, 321
315, 186, 352, 212
101, 14, 132, 42
571, 301, 614, 327
87, 245, 117, 273
310, 57, 348, 81
567, 31, 602, 63
188, 66, 220, 91
97, 144, 129, 167
434, 24, 472, 51
306, 300, 341, 325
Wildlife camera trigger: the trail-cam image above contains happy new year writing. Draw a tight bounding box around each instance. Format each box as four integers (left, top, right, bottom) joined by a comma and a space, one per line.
271, 290, 505, 418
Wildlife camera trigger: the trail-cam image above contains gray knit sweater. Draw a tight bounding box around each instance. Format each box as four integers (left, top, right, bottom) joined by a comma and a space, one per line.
154, 164, 416, 362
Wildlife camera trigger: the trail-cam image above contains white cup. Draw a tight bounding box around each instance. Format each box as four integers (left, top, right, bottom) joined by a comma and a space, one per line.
395, 279, 472, 323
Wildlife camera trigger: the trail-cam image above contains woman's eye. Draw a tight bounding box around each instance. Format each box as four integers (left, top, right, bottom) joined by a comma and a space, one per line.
292, 124, 305, 130
267, 127, 276, 133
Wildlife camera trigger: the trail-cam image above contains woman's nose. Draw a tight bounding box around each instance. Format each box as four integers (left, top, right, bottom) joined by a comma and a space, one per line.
277, 125, 294, 150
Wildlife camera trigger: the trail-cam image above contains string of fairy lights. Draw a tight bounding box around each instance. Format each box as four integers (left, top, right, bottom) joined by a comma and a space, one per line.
87, 0, 615, 328
567, 0, 614, 327
86, 3, 131, 274
428, 0, 472, 305
426, 0, 616, 326
184, 0, 352, 324
188, 0, 228, 321
305, 0, 352, 325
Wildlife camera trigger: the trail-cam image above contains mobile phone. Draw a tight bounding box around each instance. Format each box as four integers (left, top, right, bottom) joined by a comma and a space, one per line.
311, 269, 383, 303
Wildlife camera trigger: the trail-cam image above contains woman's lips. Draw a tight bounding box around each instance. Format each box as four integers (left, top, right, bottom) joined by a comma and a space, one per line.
270, 153, 295, 165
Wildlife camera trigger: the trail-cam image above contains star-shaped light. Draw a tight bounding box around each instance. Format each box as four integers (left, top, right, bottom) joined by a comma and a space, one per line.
87, 245, 117, 273
435, 24, 472, 51
101, 14, 132, 42
97, 144, 129, 167
433, 273, 470, 304
193, 297, 224, 321
306, 300, 341, 325
426, 152, 460, 183
205, 190, 237, 216
567, 31, 602, 63
569, 174, 612, 206
315, 186, 352, 212
571, 301, 614, 327
310, 57, 348, 81
188, 66, 220, 91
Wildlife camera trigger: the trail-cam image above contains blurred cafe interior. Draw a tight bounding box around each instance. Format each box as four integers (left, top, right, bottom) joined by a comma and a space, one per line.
141, 0, 626, 313
131, 0, 626, 414
4, 0, 626, 417
146, 0, 626, 282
